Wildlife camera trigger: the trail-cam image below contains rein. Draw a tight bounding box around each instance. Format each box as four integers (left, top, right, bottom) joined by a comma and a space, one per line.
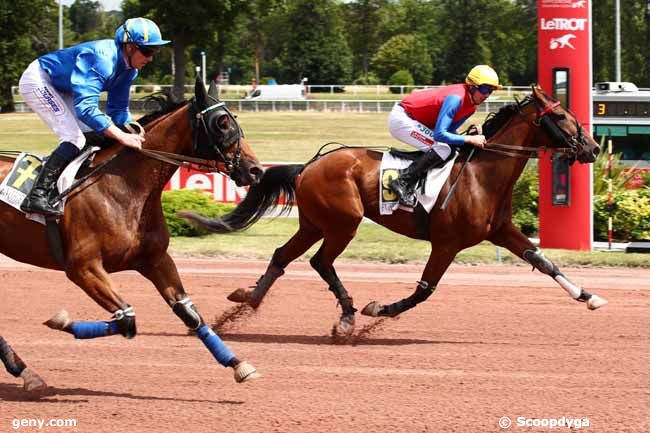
480, 99, 578, 159
138, 148, 229, 173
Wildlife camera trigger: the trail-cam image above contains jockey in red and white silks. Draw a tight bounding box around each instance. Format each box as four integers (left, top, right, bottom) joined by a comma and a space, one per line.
386, 65, 502, 207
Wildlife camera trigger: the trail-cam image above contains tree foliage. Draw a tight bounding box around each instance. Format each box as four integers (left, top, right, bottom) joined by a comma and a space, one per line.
281, 0, 352, 84
372, 34, 433, 84
5, 0, 650, 111
0, 0, 58, 112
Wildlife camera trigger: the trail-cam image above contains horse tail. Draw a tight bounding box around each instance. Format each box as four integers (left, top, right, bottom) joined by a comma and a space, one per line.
179, 164, 303, 233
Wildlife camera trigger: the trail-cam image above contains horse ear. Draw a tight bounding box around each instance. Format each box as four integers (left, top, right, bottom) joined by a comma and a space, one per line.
207, 80, 219, 100
531, 84, 544, 100
195, 75, 208, 108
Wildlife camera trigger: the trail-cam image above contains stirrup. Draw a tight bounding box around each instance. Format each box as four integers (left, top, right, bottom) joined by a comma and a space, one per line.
398, 193, 417, 207
389, 179, 417, 207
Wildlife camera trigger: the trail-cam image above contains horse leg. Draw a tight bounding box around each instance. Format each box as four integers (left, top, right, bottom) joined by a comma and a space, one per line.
228, 220, 323, 308
0, 336, 47, 392
309, 231, 359, 337
138, 253, 260, 383
362, 248, 457, 317
44, 261, 137, 339
488, 222, 607, 310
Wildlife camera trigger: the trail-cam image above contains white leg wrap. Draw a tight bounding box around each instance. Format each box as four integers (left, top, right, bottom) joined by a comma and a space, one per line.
554, 274, 582, 299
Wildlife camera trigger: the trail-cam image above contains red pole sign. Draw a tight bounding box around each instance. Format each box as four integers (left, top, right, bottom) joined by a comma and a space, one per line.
537, 0, 593, 250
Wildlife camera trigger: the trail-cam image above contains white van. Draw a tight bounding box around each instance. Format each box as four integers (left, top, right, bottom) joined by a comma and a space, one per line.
245, 84, 306, 100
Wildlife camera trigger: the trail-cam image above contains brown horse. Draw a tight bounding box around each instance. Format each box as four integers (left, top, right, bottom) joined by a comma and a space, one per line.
0, 78, 263, 392
182, 85, 607, 336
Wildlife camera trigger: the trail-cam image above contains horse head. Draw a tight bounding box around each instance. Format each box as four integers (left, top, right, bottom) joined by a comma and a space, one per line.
190, 77, 264, 186
530, 85, 600, 164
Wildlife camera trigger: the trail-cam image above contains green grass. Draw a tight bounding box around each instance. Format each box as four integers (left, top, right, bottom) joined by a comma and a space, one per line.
170, 217, 650, 267
0, 111, 489, 161
1, 110, 648, 267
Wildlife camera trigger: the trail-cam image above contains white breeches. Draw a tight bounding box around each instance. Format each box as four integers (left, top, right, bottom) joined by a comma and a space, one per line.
19, 60, 89, 150
387, 103, 452, 159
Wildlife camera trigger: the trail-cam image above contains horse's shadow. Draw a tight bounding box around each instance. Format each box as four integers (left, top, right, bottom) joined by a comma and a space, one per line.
140, 331, 446, 346
0, 383, 244, 404
219, 332, 436, 346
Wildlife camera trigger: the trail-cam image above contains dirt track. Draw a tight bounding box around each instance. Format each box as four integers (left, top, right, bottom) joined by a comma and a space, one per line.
1, 256, 649, 433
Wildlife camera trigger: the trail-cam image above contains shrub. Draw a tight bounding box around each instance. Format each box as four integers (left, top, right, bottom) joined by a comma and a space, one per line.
594, 189, 650, 241
388, 70, 414, 94
592, 143, 650, 241
161, 189, 236, 237
512, 161, 539, 236
353, 73, 381, 85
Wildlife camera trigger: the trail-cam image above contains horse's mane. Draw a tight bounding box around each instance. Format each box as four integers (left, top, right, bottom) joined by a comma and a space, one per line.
136, 93, 187, 126
482, 96, 534, 139
83, 93, 187, 148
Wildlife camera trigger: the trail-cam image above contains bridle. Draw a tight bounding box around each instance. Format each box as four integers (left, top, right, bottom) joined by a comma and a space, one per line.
483, 96, 584, 162
189, 96, 243, 174
132, 98, 244, 175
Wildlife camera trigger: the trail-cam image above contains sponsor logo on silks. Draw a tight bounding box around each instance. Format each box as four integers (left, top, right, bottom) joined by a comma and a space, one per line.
410, 130, 434, 146
34, 86, 64, 115
549, 34, 577, 50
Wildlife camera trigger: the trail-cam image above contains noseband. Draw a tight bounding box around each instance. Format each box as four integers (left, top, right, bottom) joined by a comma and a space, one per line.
189, 98, 243, 174
534, 100, 583, 161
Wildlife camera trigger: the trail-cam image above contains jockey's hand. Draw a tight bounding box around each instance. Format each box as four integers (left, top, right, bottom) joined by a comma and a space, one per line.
119, 132, 145, 150
465, 134, 486, 148
104, 124, 145, 150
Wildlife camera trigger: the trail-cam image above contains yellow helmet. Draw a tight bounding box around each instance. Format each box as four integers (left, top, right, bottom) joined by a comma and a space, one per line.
465, 65, 502, 89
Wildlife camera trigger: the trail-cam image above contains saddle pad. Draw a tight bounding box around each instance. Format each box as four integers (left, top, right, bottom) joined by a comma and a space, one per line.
0, 147, 98, 225
379, 151, 457, 215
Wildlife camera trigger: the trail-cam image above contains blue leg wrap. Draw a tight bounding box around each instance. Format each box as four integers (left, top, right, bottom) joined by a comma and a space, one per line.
71, 321, 119, 339
197, 325, 235, 367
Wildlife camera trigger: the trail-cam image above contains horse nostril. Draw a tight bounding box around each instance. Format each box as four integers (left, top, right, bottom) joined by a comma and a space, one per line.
593, 146, 601, 156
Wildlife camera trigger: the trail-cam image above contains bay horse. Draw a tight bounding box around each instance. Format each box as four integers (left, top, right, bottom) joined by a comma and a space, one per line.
0, 78, 263, 392
181, 85, 607, 336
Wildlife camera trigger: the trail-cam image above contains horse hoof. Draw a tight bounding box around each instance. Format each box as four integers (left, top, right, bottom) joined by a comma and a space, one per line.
227, 288, 250, 304
587, 294, 608, 310
233, 361, 261, 383
361, 301, 383, 317
332, 316, 355, 337
20, 368, 48, 393
43, 310, 72, 331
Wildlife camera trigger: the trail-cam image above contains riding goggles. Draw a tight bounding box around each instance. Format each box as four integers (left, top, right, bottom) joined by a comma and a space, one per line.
477, 84, 496, 95
137, 45, 158, 57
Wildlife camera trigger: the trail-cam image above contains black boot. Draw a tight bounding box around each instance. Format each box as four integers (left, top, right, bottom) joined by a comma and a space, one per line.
388, 151, 444, 207
21, 146, 76, 217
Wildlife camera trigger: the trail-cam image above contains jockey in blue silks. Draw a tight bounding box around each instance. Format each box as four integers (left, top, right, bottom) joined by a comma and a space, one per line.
18, 17, 170, 217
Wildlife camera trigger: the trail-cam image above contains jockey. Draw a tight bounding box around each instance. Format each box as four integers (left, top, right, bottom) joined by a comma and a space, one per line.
387, 64, 502, 207
18, 17, 170, 217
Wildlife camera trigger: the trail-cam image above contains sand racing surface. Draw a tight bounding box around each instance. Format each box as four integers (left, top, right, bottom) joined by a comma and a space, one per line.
1, 256, 649, 433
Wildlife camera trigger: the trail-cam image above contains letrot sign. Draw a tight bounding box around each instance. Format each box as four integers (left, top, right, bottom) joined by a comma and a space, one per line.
537, 0, 593, 250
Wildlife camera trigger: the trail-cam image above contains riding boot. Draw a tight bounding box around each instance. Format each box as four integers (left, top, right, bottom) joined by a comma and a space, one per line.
21, 142, 79, 217
388, 150, 444, 207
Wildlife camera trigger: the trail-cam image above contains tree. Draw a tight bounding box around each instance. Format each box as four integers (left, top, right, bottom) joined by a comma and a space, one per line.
371, 34, 433, 84
0, 0, 59, 112
69, 0, 102, 38
438, 0, 489, 83
123, 0, 245, 99
282, 0, 352, 84
342, 0, 387, 81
